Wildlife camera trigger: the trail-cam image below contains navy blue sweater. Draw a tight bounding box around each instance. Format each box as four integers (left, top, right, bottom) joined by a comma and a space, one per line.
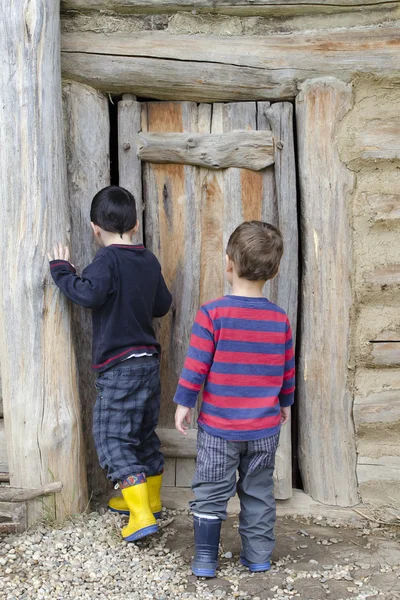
50, 244, 172, 371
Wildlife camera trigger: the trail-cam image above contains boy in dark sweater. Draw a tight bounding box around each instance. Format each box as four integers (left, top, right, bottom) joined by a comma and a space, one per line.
48, 186, 172, 542
174, 221, 295, 577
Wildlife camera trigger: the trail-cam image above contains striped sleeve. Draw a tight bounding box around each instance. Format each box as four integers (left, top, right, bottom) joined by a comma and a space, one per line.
278, 318, 295, 407
173, 307, 215, 408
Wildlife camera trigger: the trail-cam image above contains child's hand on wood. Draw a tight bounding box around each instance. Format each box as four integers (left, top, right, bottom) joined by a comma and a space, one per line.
175, 404, 192, 436
47, 242, 72, 264
280, 406, 291, 426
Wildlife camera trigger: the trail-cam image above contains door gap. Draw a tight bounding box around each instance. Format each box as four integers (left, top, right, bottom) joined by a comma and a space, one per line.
108, 95, 121, 186
292, 100, 304, 492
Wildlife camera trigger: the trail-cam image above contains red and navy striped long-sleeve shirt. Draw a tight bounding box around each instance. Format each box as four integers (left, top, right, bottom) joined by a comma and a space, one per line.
173, 295, 295, 441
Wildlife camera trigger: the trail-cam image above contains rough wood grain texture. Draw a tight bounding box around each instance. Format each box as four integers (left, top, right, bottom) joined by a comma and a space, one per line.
143, 102, 201, 429
0, 482, 62, 503
365, 264, 400, 286
0, 420, 8, 473
63, 82, 111, 499
138, 130, 274, 171
158, 429, 197, 458
0, 1, 88, 524
163, 458, 177, 487
352, 120, 400, 161
366, 193, 400, 223
369, 333, 400, 366
61, 0, 396, 14
354, 391, 400, 428
61, 26, 400, 101
0, 502, 27, 533
0, 473, 9, 483
118, 94, 143, 244
358, 455, 400, 483
176, 458, 196, 487
296, 78, 358, 506
259, 101, 298, 500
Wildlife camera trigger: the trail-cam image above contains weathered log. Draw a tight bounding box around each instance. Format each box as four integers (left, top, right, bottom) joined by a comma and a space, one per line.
0, 482, 62, 503
118, 94, 143, 244
366, 194, 400, 224
368, 331, 400, 367
63, 82, 110, 499
61, 0, 395, 14
296, 78, 358, 506
0, 420, 8, 474
138, 130, 274, 171
0, 1, 88, 524
61, 26, 400, 101
352, 120, 400, 162
354, 390, 400, 428
365, 265, 400, 286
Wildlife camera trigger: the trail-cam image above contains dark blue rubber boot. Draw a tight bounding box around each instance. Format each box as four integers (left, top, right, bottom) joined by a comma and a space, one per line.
240, 553, 271, 573
191, 515, 222, 578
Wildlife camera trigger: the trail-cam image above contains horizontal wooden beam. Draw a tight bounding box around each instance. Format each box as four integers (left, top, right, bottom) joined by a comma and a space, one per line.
368, 330, 400, 367
61, 0, 397, 15
158, 428, 197, 458
138, 130, 274, 170
61, 26, 400, 100
365, 264, 400, 286
0, 482, 63, 503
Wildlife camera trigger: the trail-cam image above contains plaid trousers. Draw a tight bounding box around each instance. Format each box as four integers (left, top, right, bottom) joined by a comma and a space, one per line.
93, 356, 164, 483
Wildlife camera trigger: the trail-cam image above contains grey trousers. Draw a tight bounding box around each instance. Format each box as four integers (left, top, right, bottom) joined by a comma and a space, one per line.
190, 427, 280, 564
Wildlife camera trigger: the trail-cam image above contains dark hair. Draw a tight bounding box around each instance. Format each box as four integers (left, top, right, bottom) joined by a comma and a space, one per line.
90, 186, 137, 237
226, 221, 284, 281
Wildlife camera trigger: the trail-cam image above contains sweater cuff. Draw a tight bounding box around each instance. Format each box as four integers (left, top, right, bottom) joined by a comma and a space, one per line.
49, 260, 76, 273
279, 391, 294, 407
173, 385, 199, 408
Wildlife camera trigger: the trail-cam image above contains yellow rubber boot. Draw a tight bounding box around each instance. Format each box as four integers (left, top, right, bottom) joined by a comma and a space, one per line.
147, 473, 163, 518
108, 473, 163, 518
121, 482, 158, 542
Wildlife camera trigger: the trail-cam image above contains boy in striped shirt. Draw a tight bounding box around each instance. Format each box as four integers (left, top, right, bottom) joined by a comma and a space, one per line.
174, 221, 295, 577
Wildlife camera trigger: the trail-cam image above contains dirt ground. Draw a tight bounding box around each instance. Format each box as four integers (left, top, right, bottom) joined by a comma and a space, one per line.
163, 512, 400, 600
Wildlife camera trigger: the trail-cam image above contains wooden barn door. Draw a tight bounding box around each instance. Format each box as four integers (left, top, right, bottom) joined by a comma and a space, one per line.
118, 100, 298, 499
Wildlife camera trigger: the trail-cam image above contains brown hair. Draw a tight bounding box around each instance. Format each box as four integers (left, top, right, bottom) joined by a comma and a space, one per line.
226, 221, 283, 281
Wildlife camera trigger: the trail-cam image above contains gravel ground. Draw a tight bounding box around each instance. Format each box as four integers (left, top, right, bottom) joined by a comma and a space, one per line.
0, 509, 399, 600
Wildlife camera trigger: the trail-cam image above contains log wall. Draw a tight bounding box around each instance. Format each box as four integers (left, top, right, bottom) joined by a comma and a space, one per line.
337, 77, 400, 507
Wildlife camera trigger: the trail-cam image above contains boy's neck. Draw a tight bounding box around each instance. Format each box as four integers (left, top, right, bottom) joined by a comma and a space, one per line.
231, 276, 266, 298
102, 232, 135, 247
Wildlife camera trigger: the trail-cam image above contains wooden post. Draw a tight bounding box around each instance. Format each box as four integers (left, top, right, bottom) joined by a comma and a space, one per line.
0, 1, 88, 523
296, 78, 358, 506
118, 94, 143, 244
63, 82, 110, 499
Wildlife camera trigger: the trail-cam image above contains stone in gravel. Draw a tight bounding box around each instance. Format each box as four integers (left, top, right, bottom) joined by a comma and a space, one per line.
223, 551, 233, 559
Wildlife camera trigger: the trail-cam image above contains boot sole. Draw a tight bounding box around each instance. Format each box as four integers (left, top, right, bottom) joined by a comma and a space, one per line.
123, 524, 159, 542
240, 556, 271, 573
191, 566, 216, 578
109, 507, 162, 519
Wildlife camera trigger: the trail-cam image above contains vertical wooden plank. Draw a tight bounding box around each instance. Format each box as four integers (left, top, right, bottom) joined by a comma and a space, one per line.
176, 458, 196, 487
163, 457, 177, 487
296, 78, 358, 506
259, 102, 298, 500
118, 94, 143, 244
0, 0, 88, 524
143, 102, 201, 429
63, 82, 111, 499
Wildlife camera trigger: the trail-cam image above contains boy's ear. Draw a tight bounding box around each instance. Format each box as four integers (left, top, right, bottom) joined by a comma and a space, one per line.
91, 222, 101, 237
225, 254, 234, 273
133, 219, 139, 234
